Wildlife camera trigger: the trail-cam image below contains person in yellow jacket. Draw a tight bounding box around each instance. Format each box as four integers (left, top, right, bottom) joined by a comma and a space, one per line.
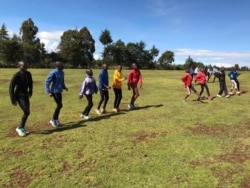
112, 65, 127, 112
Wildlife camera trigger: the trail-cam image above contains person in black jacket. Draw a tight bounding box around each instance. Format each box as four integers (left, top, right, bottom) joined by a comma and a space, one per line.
9, 61, 33, 137
216, 66, 230, 98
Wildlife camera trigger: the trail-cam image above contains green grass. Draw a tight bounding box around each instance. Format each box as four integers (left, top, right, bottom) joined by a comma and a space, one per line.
0, 68, 250, 188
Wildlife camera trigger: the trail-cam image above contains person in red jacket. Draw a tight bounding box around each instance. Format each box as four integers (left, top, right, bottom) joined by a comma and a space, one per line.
181, 69, 200, 101
127, 63, 142, 109
195, 67, 213, 100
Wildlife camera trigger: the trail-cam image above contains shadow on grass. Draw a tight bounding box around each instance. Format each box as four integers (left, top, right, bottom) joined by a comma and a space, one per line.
90, 111, 126, 122
133, 104, 164, 110
30, 104, 163, 134
31, 120, 87, 134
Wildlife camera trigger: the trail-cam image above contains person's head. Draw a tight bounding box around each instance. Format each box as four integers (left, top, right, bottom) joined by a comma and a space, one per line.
55, 61, 64, 70
86, 69, 93, 77
102, 64, 108, 70
131, 63, 138, 70
220, 66, 225, 72
117, 65, 122, 72
200, 67, 205, 72
234, 64, 239, 70
18, 61, 27, 72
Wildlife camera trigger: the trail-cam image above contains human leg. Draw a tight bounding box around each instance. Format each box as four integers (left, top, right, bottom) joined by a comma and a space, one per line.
17, 96, 30, 129
102, 90, 109, 111
130, 85, 139, 106
97, 90, 104, 110
235, 79, 240, 91
113, 88, 122, 110
218, 81, 224, 95
199, 84, 204, 96
52, 93, 63, 120
184, 87, 191, 100
204, 84, 211, 97
83, 94, 93, 116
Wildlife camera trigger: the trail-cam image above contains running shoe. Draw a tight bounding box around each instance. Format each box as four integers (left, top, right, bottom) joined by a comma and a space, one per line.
16, 127, 26, 137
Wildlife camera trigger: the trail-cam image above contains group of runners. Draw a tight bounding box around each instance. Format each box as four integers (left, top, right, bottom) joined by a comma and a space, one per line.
181, 64, 241, 101
9, 61, 142, 137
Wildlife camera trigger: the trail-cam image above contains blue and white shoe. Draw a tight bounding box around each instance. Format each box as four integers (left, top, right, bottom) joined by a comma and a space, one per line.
128, 104, 135, 110
49, 119, 58, 128
16, 127, 26, 137
55, 120, 61, 127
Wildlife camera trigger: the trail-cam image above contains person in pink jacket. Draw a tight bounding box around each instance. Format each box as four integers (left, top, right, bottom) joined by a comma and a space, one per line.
195, 67, 213, 100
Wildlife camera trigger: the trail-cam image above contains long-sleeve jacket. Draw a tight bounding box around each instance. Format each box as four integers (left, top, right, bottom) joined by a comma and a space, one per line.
98, 69, 109, 90
9, 71, 33, 104
112, 70, 125, 89
195, 71, 207, 85
79, 75, 98, 95
45, 68, 67, 93
127, 69, 142, 87
218, 71, 226, 82
228, 69, 239, 80
181, 73, 192, 88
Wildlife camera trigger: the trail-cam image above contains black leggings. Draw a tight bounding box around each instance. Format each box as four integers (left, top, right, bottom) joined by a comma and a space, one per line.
82, 94, 93, 116
113, 88, 122, 108
17, 95, 30, 128
52, 93, 62, 120
200, 84, 210, 96
218, 81, 228, 95
97, 90, 109, 110
235, 79, 240, 90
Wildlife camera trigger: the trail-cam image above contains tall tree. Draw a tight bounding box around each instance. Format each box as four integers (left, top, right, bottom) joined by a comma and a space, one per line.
0, 24, 9, 41
19, 18, 42, 66
58, 27, 95, 68
1, 35, 23, 67
158, 50, 175, 69
99, 29, 113, 46
99, 29, 113, 64
0, 23, 9, 66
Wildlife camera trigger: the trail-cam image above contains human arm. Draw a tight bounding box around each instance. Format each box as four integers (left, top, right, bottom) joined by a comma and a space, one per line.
9, 74, 17, 105
127, 71, 132, 90
27, 71, 33, 98
45, 71, 54, 96
79, 79, 86, 99
139, 72, 142, 88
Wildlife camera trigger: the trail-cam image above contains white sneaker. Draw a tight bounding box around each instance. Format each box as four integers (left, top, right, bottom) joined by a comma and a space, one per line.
113, 108, 118, 112
84, 115, 91, 120
236, 91, 241, 95
49, 119, 58, 128
217, 94, 222, 97
16, 127, 26, 137
80, 114, 91, 120
95, 109, 102, 115
225, 95, 230, 98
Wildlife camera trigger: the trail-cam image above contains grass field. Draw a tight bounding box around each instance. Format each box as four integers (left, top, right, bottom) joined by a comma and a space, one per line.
0, 68, 250, 188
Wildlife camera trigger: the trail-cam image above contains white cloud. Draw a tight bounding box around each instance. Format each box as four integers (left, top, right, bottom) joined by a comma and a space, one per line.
37, 31, 63, 52
38, 30, 102, 59
174, 48, 250, 67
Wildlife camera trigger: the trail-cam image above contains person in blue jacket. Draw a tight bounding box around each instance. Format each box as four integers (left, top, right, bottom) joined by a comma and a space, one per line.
95, 64, 111, 114
228, 64, 241, 95
45, 61, 68, 127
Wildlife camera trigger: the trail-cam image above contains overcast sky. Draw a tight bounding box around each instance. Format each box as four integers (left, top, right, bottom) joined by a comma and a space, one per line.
1, 0, 250, 67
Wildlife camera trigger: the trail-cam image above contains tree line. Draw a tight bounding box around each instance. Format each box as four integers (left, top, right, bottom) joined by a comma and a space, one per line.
0, 18, 177, 69
1, 18, 247, 70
